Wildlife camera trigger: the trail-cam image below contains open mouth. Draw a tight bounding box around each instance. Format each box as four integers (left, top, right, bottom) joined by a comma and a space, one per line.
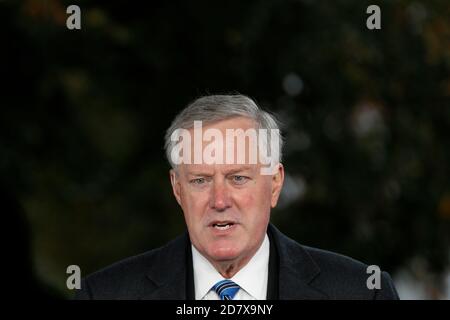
211, 222, 235, 230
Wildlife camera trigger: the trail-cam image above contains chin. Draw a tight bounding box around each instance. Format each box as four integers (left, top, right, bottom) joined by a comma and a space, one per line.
208, 246, 241, 262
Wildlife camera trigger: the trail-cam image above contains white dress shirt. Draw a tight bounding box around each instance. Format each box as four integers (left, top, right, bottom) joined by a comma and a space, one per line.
191, 233, 270, 300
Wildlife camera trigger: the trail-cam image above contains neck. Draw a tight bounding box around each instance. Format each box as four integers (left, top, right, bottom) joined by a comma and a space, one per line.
211, 256, 253, 278
209, 237, 265, 278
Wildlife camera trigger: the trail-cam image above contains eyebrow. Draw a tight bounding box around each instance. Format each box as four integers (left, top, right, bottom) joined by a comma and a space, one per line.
186, 166, 254, 177
187, 172, 213, 177
185, 169, 213, 176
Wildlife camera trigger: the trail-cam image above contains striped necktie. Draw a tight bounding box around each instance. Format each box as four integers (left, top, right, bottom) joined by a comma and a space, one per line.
212, 279, 240, 300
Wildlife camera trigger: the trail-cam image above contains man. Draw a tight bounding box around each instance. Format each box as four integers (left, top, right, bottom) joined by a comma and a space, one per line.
75, 94, 399, 300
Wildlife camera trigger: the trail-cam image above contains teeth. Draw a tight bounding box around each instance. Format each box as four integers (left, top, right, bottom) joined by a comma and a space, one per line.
213, 223, 232, 230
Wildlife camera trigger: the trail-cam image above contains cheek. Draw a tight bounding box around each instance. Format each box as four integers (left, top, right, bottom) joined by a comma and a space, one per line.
238, 192, 254, 208
180, 187, 209, 221
236, 184, 272, 216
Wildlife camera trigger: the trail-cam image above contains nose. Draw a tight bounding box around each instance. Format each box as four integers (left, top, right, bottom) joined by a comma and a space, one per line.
209, 179, 231, 212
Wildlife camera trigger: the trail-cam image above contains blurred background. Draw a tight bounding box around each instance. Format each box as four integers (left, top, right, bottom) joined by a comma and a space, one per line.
1, 0, 449, 299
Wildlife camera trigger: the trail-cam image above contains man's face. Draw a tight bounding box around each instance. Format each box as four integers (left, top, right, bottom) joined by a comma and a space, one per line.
169, 117, 284, 266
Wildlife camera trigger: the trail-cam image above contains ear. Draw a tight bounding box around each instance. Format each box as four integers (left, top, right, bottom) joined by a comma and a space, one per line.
270, 163, 285, 208
170, 169, 182, 206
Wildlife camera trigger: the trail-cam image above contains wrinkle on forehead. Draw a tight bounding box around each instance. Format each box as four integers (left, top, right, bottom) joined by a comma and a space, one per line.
180, 163, 259, 177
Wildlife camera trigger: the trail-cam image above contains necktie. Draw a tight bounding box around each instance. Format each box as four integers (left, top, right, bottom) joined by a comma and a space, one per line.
212, 279, 240, 300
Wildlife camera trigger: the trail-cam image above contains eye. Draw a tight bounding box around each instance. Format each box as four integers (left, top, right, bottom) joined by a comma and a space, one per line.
190, 178, 206, 185
231, 175, 249, 185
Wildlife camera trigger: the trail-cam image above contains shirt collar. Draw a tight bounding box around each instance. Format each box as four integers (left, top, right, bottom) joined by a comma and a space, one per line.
191, 233, 270, 300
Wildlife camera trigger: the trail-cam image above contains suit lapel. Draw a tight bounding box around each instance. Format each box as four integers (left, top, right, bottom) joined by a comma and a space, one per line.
268, 224, 329, 299
279, 267, 328, 299
140, 232, 191, 300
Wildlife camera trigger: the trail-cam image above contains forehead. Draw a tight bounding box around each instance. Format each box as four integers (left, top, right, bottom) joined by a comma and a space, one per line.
171, 115, 277, 174
179, 163, 258, 175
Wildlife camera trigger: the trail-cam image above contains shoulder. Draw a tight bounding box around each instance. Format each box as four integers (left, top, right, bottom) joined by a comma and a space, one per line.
269, 224, 399, 299
74, 234, 187, 299
303, 244, 370, 276
301, 245, 399, 299
304, 245, 398, 299
271, 224, 372, 277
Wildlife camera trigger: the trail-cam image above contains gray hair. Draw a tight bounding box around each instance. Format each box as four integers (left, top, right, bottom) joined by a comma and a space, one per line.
164, 94, 283, 169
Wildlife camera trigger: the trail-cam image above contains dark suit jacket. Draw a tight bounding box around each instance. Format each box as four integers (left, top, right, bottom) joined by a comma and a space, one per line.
74, 224, 399, 300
